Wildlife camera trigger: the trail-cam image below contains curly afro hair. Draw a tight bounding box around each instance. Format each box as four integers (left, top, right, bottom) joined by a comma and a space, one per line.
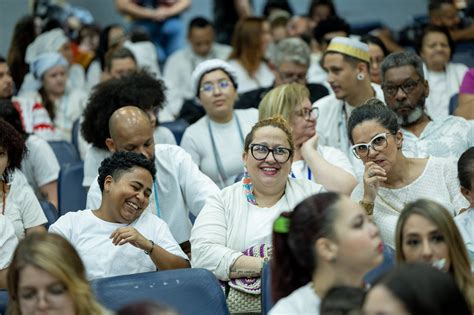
0, 100, 27, 138
97, 151, 157, 192
81, 71, 167, 149
0, 118, 27, 183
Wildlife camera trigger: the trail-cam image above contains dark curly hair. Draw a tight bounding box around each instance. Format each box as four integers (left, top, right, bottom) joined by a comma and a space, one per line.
97, 151, 156, 192
0, 100, 27, 138
81, 71, 167, 149
0, 118, 27, 183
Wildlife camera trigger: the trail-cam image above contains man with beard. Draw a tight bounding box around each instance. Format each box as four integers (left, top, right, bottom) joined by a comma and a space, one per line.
380, 51, 473, 159
86, 106, 220, 256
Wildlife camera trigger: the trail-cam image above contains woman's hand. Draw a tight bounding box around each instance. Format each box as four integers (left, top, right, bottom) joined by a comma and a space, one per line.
300, 133, 319, 159
362, 161, 387, 202
110, 227, 149, 250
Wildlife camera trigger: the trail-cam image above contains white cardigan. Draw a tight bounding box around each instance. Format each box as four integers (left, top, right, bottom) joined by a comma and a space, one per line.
190, 178, 324, 280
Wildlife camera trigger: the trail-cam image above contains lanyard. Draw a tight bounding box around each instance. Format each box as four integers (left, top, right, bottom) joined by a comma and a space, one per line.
1, 181, 5, 215
207, 115, 244, 187
152, 180, 161, 218
290, 166, 312, 180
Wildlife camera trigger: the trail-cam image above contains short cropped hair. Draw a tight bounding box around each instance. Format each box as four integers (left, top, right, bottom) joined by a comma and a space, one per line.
105, 47, 136, 71
381, 51, 425, 82
271, 37, 311, 67
97, 151, 156, 192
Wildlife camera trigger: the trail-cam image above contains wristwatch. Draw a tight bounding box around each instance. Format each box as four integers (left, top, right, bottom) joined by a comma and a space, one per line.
144, 240, 155, 255
359, 200, 374, 215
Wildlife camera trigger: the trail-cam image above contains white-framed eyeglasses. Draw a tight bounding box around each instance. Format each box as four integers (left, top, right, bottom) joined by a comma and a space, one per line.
199, 79, 231, 94
351, 132, 393, 159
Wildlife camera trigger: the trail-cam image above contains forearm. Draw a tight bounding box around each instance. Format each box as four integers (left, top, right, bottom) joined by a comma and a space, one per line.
0, 268, 7, 289
229, 255, 263, 279
234, 0, 252, 18
145, 241, 190, 270
165, 0, 191, 16
304, 151, 357, 195
115, 0, 156, 19
454, 94, 474, 119
39, 181, 58, 209
450, 28, 474, 41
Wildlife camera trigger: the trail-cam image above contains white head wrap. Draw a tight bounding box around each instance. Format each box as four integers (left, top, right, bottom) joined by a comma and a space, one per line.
25, 28, 69, 63
191, 59, 239, 98
30, 52, 68, 79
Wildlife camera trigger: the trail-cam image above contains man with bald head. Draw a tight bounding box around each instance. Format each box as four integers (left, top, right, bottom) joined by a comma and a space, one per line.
87, 106, 219, 254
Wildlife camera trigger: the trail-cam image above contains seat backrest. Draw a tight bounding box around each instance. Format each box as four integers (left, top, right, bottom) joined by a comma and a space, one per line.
363, 245, 395, 285
261, 263, 274, 315
0, 289, 8, 315
58, 162, 87, 215
449, 93, 459, 115
39, 200, 58, 229
48, 141, 80, 167
91, 269, 229, 315
160, 119, 189, 145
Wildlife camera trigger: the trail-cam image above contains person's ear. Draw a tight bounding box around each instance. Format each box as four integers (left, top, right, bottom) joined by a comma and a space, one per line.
315, 238, 338, 263
105, 138, 116, 152
423, 80, 430, 98
396, 130, 403, 149
461, 186, 473, 204
103, 175, 113, 193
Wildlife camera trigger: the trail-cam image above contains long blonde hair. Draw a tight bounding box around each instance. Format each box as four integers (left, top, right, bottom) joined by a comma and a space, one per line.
7, 233, 107, 315
395, 199, 474, 310
258, 83, 310, 121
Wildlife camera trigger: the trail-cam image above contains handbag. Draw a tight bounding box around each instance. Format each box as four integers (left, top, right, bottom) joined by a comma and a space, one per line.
225, 244, 271, 314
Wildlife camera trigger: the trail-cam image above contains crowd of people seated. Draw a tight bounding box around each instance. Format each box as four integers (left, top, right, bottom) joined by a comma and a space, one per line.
0, 0, 473, 314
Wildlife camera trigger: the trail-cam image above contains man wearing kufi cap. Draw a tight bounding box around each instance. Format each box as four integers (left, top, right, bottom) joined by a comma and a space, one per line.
313, 36, 385, 179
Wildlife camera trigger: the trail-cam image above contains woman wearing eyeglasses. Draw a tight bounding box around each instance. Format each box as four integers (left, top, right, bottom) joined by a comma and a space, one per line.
190, 116, 324, 313
259, 83, 357, 195
348, 98, 467, 249
181, 59, 258, 188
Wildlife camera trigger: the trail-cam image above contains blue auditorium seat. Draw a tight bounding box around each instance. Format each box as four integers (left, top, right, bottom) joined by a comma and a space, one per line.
48, 140, 80, 167
364, 245, 395, 285
39, 200, 58, 229
160, 119, 189, 145
261, 263, 274, 315
0, 289, 7, 315
91, 268, 229, 315
57, 162, 87, 215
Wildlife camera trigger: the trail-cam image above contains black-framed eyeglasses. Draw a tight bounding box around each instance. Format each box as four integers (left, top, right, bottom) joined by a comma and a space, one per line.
279, 70, 307, 83
200, 79, 231, 94
351, 132, 393, 159
382, 79, 422, 97
249, 144, 292, 163
294, 107, 319, 121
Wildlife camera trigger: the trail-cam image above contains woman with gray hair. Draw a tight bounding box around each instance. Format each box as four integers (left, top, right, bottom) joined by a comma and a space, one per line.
180, 59, 258, 188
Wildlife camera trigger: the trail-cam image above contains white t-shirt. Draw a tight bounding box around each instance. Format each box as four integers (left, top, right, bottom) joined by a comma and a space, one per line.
269, 283, 321, 315
424, 62, 468, 119
351, 157, 468, 248
1, 170, 47, 239
0, 214, 18, 269
82, 126, 177, 187
87, 144, 220, 244
227, 60, 274, 93
21, 135, 60, 199
180, 109, 258, 188
454, 208, 474, 270
49, 210, 188, 280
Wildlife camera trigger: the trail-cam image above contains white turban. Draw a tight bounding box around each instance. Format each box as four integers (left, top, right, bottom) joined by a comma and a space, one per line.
191, 59, 239, 98
30, 52, 68, 79
25, 28, 69, 63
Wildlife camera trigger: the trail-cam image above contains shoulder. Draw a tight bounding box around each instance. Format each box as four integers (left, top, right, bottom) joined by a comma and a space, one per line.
155, 144, 193, 162
313, 94, 339, 110
235, 108, 259, 121
448, 62, 469, 73
287, 178, 324, 195
51, 209, 92, 228
270, 284, 320, 315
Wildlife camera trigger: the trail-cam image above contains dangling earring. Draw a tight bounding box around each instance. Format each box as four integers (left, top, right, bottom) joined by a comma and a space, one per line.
357, 73, 365, 81
242, 166, 257, 205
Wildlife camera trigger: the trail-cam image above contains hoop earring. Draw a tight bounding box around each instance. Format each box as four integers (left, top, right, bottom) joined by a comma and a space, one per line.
357, 73, 365, 81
